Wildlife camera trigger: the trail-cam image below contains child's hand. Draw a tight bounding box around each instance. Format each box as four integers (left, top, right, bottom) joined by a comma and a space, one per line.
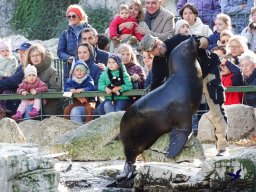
21, 91, 27, 96
30, 89, 37, 95
131, 74, 140, 82
75, 89, 84, 93
105, 87, 112, 95
70, 89, 76, 93
112, 86, 121, 93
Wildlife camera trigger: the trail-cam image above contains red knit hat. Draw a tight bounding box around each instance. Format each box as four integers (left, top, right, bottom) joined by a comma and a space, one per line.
66, 5, 84, 20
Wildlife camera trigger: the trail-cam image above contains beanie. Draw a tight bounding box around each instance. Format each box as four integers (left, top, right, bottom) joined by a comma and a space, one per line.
108, 53, 122, 67
66, 5, 84, 20
175, 19, 190, 34
73, 60, 89, 74
24, 64, 37, 77
0, 39, 12, 52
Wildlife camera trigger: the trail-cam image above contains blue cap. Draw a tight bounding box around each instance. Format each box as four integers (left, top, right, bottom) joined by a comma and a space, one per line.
16, 42, 31, 51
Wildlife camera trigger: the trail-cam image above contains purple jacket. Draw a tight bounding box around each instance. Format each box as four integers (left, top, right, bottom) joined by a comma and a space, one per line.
176, 0, 221, 27
124, 62, 146, 89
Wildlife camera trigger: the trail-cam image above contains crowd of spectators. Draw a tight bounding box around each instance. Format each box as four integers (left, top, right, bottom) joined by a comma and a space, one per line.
0, 0, 256, 133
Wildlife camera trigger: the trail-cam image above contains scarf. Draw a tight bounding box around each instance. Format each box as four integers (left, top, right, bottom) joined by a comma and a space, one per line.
144, 8, 161, 30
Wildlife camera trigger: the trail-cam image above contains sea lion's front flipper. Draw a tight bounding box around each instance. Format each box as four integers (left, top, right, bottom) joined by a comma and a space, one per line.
167, 128, 190, 158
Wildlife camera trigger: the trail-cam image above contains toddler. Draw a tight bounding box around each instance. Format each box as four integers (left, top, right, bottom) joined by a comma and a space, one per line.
0, 39, 18, 79
175, 19, 190, 35
98, 54, 133, 113
109, 4, 143, 45
64, 60, 95, 123
11, 64, 48, 121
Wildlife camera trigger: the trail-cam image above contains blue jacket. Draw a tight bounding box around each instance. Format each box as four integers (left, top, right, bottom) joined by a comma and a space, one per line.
221, 0, 253, 34
95, 48, 109, 66
64, 61, 95, 92
208, 31, 220, 50
76, 55, 102, 90
144, 70, 153, 89
176, 0, 221, 26
0, 65, 24, 91
57, 23, 91, 60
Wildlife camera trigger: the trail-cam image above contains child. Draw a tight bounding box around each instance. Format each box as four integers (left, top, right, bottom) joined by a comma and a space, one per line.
217, 30, 233, 47
142, 51, 153, 88
174, 19, 190, 35
208, 13, 232, 50
109, 4, 143, 45
63, 60, 95, 123
0, 39, 18, 79
11, 64, 48, 121
98, 54, 133, 113
212, 46, 243, 105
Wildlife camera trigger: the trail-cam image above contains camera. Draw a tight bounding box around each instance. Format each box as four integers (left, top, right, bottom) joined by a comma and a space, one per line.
249, 22, 256, 30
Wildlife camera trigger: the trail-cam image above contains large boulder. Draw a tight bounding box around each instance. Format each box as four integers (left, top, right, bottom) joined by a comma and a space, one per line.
198, 104, 256, 142
18, 116, 80, 147
0, 118, 26, 143
0, 143, 59, 192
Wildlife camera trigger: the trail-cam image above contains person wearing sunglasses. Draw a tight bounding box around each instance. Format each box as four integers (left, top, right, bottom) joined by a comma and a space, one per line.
57, 4, 91, 84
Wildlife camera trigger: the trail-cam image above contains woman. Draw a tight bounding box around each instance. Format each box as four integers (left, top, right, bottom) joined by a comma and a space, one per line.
57, 4, 91, 83
226, 35, 248, 65
66, 43, 102, 123
179, 4, 212, 37
25, 44, 61, 117
240, 51, 256, 108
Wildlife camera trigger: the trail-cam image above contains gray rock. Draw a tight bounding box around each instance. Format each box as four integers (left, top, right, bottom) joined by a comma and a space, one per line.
0, 118, 26, 143
0, 143, 59, 192
18, 116, 80, 146
198, 104, 256, 142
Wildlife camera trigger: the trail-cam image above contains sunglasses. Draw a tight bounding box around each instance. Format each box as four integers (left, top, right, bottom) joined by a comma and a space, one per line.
221, 40, 228, 44
66, 15, 77, 19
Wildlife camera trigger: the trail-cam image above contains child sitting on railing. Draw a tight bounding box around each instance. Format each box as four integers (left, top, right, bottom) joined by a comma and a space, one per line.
11, 64, 48, 121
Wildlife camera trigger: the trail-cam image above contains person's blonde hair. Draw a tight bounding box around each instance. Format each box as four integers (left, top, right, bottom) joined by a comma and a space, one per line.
118, 4, 129, 14
251, 7, 256, 16
227, 35, 248, 53
128, 0, 145, 21
220, 30, 233, 38
25, 44, 46, 67
115, 44, 138, 64
216, 13, 232, 30
66, 4, 88, 23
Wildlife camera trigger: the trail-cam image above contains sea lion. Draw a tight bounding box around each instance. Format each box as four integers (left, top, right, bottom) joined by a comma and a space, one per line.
119, 37, 203, 178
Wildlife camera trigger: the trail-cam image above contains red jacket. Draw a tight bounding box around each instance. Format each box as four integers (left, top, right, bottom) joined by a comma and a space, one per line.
222, 73, 243, 105
109, 16, 143, 41
17, 77, 48, 94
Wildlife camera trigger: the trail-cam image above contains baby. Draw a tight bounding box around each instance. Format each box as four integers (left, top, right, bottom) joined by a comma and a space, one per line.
0, 39, 18, 79
11, 64, 48, 121
109, 4, 143, 45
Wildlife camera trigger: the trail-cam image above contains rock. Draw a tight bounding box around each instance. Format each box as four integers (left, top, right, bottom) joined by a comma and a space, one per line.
18, 116, 80, 147
134, 145, 256, 192
0, 143, 59, 192
143, 135, 205, 163
0, 117, 26, 143
198, 104, 256, 142
48, 112, 125, 161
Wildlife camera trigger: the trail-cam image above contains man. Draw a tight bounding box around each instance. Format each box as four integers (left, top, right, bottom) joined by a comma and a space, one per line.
140, 34, 228, 156
81, 28, 109, 70
15, 42, 32, 65
136, 0, 174, 41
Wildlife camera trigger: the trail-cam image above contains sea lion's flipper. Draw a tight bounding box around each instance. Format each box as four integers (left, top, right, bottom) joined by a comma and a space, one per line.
167, 128, 189, 158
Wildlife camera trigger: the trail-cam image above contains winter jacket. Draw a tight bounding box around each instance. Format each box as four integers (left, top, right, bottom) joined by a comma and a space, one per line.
241, 27, 256, 53
243, 69, 256, 107
221, 0, 253, 34
0, 65, 24, 91
124, 62, 146, 89
176, 0, 221, 27
190, 17, 213, 37
75, 55, 102, 90
17, 77, 48, 94
98, 65, 133, 100
109, 16, 143, 41
57, 23, 91, 60
0, 55, 18, 78
32, 51, 61, 92
64, 62, 95, 92
208, 31, 220, 50
221, 60, 243, 105
94, 48, 109, 66
144, 70, 153, 89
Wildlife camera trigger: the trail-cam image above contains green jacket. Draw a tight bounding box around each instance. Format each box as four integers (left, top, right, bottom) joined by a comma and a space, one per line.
98, 64, 133, 100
